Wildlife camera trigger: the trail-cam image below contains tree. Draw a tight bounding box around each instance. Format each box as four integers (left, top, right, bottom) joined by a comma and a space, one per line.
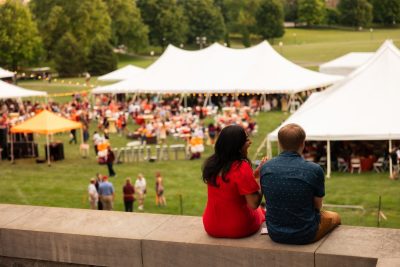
87, 39, 117, 76
338, 0, 373, 27
215, 0, 261, 47
103, 0, 149, 52
283, 0, 298, 22
137, 0, 188, 46
30, 0, 111, 59
0, 0, 42, 70
371, 0, 400, 25
255, 0, 285, 40
325, 8, 340, 26
180, 0, 226, 44
297, 0, 325, 26
54, 32, 86, 77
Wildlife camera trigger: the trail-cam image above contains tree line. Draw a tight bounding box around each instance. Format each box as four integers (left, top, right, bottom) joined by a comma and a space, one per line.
0, 0, 398, 77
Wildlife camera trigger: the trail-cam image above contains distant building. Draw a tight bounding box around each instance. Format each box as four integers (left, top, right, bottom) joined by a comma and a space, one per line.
326, 0, 340, 8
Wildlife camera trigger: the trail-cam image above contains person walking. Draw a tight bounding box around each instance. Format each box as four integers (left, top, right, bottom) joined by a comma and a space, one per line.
123, 177, 135, 212
106, 146, 116, 177
94, 173, 103, 210
135, 173, 147, 211
88, 178, 98, 210
98, 175, 115, 211
155, 172, 166, 207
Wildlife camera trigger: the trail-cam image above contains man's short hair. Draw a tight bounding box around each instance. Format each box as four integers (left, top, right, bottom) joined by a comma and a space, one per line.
278, 123, 306, 152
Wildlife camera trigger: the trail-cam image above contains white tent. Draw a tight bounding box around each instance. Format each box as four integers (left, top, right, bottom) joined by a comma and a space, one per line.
0, 67, 14, 79
92, 41, 342, 95
267, 40, 400, 177
0, 80, 47, 99
319, 52, 374, 76
97, 64, 144, 81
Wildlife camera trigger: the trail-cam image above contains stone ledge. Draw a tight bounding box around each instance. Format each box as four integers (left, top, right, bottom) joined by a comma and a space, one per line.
0, 204, 399, 267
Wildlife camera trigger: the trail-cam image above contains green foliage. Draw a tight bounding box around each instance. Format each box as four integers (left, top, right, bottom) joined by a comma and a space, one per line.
325, 8, 340, 25
181, 0, 226, 44
215, 0, 260, 47
371, 0, 400, 25
283, 0, 298, 22
0, 0, 42, 69
103, 0, 149, 52
54, 32, 86, 77
297, 0, 325, 26
338, 0, 373, 27
87, 39, 117, 76
30, 0, 111, 59
137, 0, 188, 46
255, 0, 285, 40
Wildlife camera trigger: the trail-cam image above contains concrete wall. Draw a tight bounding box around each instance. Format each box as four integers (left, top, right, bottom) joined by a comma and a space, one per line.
0, 204, 399, 267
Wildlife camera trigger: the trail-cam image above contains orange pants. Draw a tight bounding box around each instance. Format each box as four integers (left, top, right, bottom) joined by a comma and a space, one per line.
313, 210, 341, 242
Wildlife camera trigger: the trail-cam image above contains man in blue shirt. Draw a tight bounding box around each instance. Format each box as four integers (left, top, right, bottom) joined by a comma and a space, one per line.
99, 176, 115, 210
260, 123, 340, 244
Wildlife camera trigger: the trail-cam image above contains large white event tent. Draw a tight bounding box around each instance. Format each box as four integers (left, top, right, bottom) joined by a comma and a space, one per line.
0, 80, 47, 99
267, 40, 400, 178
0, 67, 14, 79
92, 41, 342, 98
97, 64, 144, 81
319, 52, 374, 76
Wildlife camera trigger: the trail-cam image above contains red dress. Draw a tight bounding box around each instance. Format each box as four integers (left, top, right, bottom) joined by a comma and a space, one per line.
203, 161, 264, 238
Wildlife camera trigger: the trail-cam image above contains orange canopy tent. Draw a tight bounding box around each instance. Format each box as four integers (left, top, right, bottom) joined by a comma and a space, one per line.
10, 110, 82, 165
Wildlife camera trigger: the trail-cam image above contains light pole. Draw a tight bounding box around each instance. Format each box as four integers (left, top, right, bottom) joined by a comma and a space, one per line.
279, 41, 283, 54
196, 36, 207, 49
370, 28, 374, 41
293, 33, 297, 45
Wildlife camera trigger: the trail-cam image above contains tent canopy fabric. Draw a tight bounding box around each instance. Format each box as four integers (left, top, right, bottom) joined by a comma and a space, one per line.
0, 80, 47, 99
268, 40, 400, 141
11, 110, 82, 135
319, 52, 374, 76
97, 64, 145, 81
92, 41, 343, 95
0, 67, 14, 79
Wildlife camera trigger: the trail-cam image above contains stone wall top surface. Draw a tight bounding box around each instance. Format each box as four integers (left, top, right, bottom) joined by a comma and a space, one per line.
1, 204, 400, 267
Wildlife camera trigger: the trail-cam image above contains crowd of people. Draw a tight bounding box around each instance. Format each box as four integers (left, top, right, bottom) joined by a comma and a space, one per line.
87, 171, 166, 212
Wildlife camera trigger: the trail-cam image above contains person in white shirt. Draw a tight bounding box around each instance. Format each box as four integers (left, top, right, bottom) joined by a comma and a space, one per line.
93, 131, 102, 155
88, 178, 98, 209
135, 173, 147, 210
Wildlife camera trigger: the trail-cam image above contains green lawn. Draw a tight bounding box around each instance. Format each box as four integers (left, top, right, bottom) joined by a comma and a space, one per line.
1, 111, 399, 228
4, 28, 400, 229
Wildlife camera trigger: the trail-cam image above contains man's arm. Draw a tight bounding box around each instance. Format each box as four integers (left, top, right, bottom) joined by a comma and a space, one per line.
314, 197, 323, 211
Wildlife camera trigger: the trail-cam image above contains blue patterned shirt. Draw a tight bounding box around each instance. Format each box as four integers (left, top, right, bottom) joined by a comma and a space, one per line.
260, 151, 325, 244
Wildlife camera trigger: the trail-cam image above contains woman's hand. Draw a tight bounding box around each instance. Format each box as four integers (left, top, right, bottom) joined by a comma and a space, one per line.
253, 156, 268, 178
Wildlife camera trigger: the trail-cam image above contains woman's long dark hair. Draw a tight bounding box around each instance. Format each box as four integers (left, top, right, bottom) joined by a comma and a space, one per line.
202, 125, 250, 187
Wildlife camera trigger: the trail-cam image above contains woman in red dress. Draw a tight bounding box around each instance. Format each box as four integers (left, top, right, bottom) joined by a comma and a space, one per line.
202, 125, 265, 238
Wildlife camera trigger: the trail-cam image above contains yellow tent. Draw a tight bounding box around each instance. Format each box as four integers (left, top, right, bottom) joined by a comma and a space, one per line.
11, 110, 82, 165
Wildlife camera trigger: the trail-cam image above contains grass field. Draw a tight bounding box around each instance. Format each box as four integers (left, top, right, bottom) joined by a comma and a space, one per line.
3, 28, 400, 229
1, 111, 399, 228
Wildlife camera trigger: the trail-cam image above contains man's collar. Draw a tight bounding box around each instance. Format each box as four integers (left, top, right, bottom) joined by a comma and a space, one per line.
280, 151, 301, 157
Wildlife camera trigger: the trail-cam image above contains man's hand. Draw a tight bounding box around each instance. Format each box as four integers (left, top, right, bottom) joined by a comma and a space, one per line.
314, 197, 323, 210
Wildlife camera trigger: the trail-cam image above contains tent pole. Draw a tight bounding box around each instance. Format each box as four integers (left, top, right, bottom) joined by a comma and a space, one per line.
11, 132, 14, 164
203, 94, 209, 108
184, 93, 187, 108
267, 138, 272, 159
46, 134, 51, 166
327, 140, 331, 178
389, 140, 393, 179
179, 94, 184, 106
